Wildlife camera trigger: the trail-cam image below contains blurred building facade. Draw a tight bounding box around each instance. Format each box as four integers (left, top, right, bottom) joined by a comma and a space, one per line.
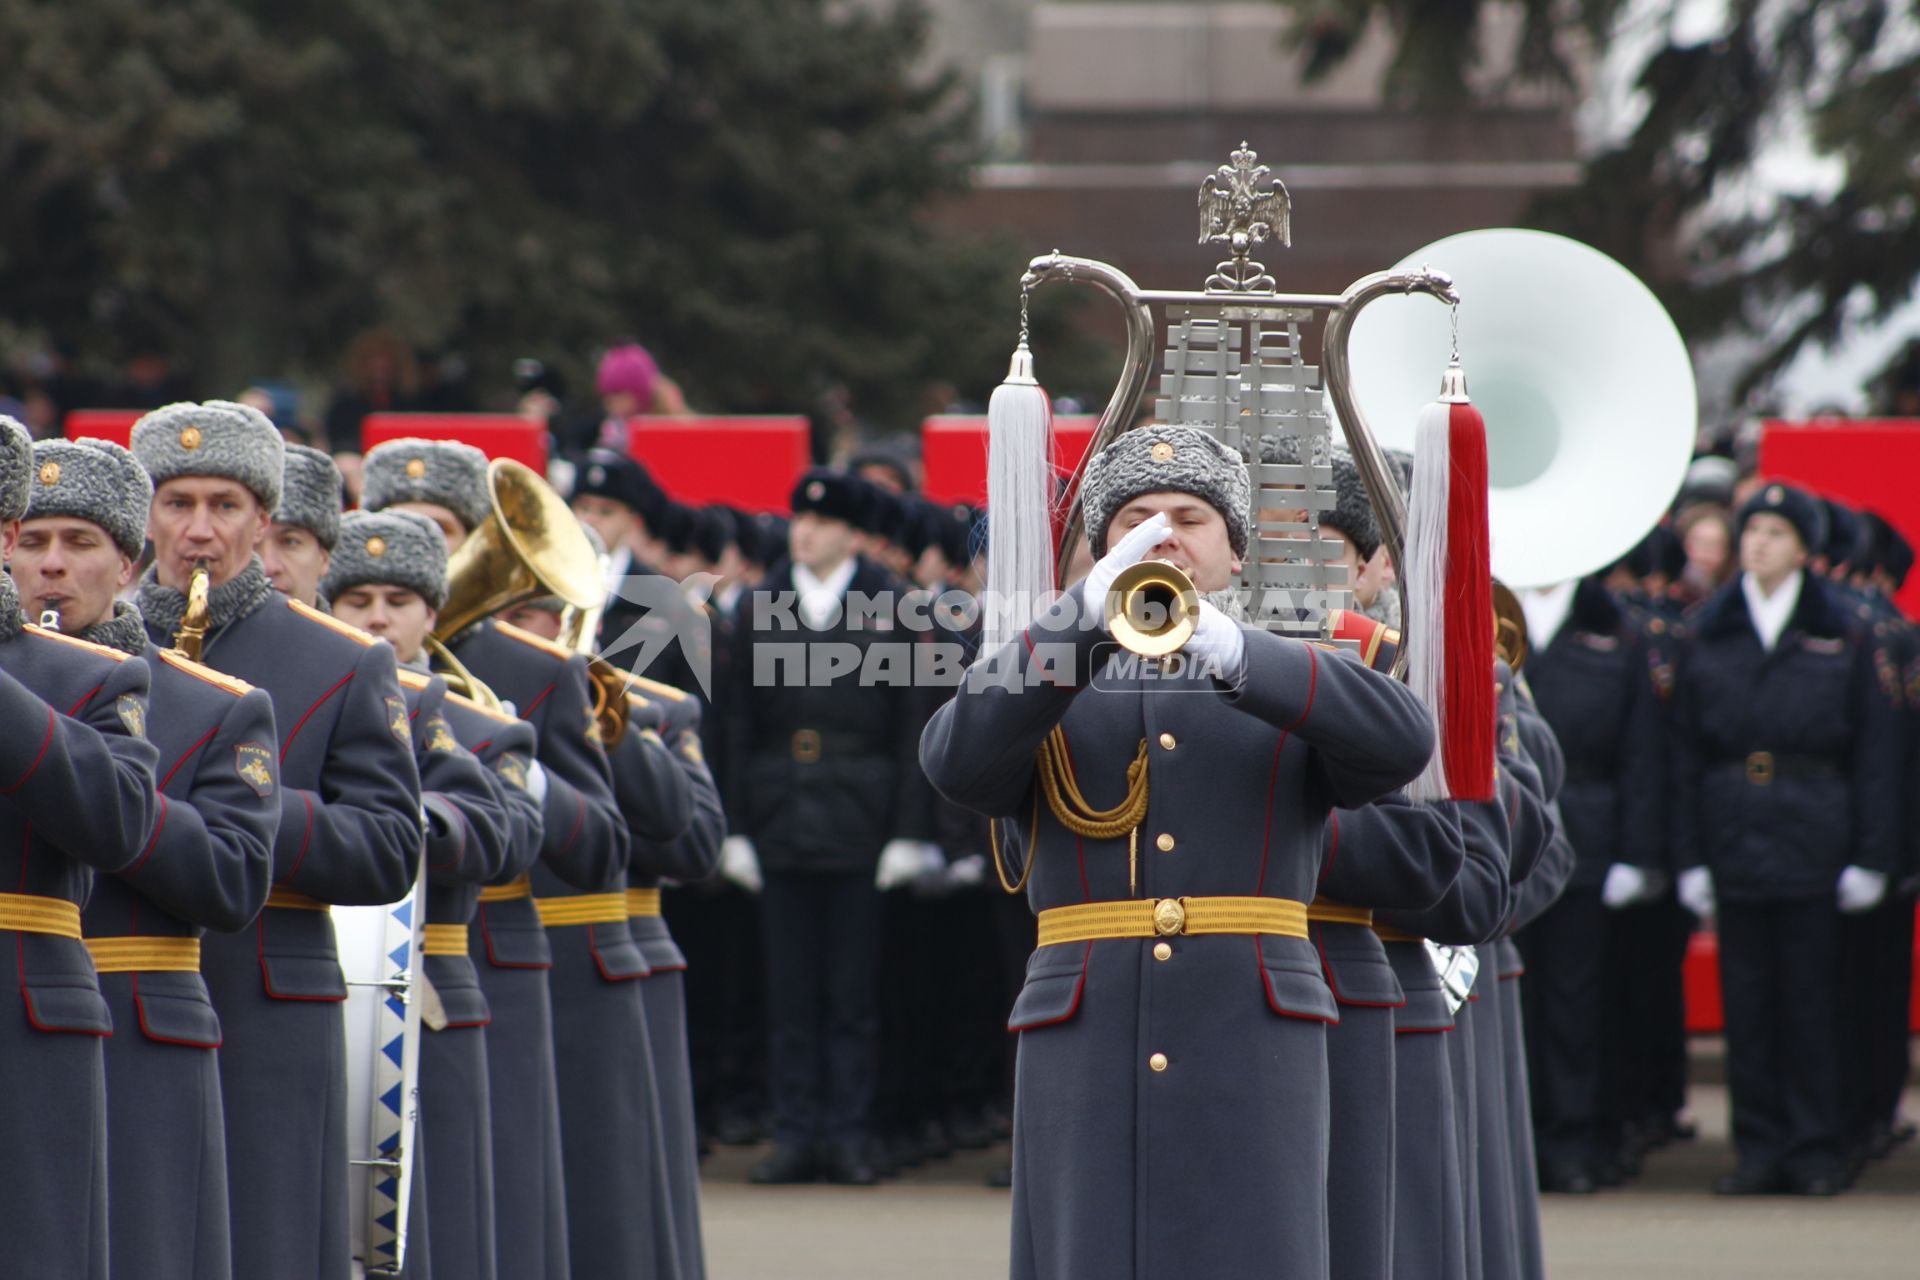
921, 2, 1586, 298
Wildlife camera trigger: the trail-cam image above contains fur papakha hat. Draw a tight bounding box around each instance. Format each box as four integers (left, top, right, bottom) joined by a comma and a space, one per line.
25, 438, 153, 558
1081, 424, 1252, 557
131, 400, 286, 511
361, 438, 492, 534
276, 444, 344, 549
0, 415, 32, 523
324, 509, 450, 610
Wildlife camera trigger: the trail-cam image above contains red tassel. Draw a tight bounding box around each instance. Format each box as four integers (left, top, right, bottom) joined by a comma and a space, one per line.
1440, 400, 1495, 801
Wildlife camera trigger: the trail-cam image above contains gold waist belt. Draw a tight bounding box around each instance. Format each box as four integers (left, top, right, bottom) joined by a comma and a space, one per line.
477, 875, 532, 904
1373, 924, 1425, 944
85, 935, 200, 973
1307, 899, 1375, 927
421, 924, 469, 956
533, 893, 629, 928
626, 888, 663, 918
0, 893, 83, 939
265, 886, 330, 912
1036, 896, 1309, 948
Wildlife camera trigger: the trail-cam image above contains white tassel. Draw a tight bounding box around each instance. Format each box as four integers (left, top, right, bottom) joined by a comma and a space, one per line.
983, 345, 1055, 657
1403, 399, 1453, 803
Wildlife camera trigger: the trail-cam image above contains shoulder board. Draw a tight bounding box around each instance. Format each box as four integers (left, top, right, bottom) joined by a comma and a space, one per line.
22, 623, 133, 663
493, 620, 574, 661
619, 670, 690, 702
444, 687, 520, 725
154, 647, 254, 697
287, 598, 377, 647
395, 669, 434, 691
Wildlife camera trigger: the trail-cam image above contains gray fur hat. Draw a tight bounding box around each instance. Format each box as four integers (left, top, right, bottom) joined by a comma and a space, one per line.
25, 439, 153, 558
0, 415, 30, 522
1251, 433, 1379, 556
276, 444, 344, 549
324, 509, 449, 610
131, 401, 286, 511
362, 438, 491, 533
1324, 451, 1381, 561
1082, 424, 1252, 557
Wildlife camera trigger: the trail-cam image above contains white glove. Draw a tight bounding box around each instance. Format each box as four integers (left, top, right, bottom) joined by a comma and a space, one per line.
1677, 866, 1715, 919
1601, 863, 1666, 909
876, 838, 935, 891
945, 853, 987, 890
1083, 512, 1172, 631
524, 759, 550, 807
1837, 865, 1888, 914
1186, 600, 1247, 686
719, 835, 763, 893
910, 842, 951, 897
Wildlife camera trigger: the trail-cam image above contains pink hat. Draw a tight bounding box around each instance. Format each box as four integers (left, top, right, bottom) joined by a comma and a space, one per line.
596, 343, 659, 402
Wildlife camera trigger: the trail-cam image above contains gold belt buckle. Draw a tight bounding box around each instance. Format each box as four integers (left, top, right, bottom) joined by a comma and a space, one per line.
792, 729, 822, 764
1746, 751, 1775, 786
1152, 898, 1187, 937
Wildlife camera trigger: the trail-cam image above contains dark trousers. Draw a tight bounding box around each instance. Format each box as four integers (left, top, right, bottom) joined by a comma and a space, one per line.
668, 882, 767, 1133
1604, 894, 1695, 1140
1518, 886, 1607, 1171
762, 869, 883, 1147
1718, 898, 1844, 1179
1839, 890, 1917, 1150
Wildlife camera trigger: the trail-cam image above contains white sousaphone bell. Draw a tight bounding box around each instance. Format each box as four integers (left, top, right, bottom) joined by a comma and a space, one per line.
1334, 228, 1698, 590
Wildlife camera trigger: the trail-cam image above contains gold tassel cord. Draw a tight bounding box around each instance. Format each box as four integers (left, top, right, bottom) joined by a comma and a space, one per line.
990, 729, 1152, 897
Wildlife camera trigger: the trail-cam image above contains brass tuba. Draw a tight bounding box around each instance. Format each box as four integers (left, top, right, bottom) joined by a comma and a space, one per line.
434, 459, 629, 744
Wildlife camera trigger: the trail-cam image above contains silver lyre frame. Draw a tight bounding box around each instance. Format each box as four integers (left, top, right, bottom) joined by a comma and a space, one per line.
1022, 145, 1458, 676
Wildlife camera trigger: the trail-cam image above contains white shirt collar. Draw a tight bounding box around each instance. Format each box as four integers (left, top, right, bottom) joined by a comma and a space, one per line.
1741, 570, 1802, 651
1520, 580, 1577, 652
602, 545, 634, 601
793, 557, 857, 629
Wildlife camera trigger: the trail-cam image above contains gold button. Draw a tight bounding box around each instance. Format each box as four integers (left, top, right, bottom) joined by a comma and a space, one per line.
36, 461, 59, 486
366, 536, 387, 558
1156, 833, 1175, 852
406, 457, 428, 479
179, 426, 202, 450
1149, 442, 1175, 462
1153, 942, 1172, 961
1158, 732, 1176, 750
1149, 1052, 1168, 1072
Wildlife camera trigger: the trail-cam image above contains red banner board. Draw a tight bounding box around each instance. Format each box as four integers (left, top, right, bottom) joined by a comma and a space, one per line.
363, 414, 549, 473
63, 409, 145, 448
1759, 418, 1920, 618
920, 415, 1101, 507
623, 416, 811, 514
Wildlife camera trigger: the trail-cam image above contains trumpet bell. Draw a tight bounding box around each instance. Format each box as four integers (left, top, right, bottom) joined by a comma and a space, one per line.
1337, 229, 1697, 589
1106, 560, 1199, 657
438, 459, 604, 639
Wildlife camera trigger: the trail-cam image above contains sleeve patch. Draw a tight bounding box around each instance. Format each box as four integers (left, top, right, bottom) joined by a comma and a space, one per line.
495, 752, 530, 791
116, 694, 147, 740
426, 715, 459, 753
235, 742, 277, 796
385, 695, 412, 745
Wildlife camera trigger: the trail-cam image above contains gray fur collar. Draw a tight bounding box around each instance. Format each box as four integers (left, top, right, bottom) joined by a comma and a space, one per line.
0, 573, 21, 642
1361, 585, 1402, 630
79, 600, 151, 657
137, 559, 275, 647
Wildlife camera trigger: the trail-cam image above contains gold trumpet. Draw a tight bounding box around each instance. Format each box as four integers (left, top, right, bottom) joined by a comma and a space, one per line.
172, 560, 212, 662
1105, 560, 1199, 657
435, 459, 628, 745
